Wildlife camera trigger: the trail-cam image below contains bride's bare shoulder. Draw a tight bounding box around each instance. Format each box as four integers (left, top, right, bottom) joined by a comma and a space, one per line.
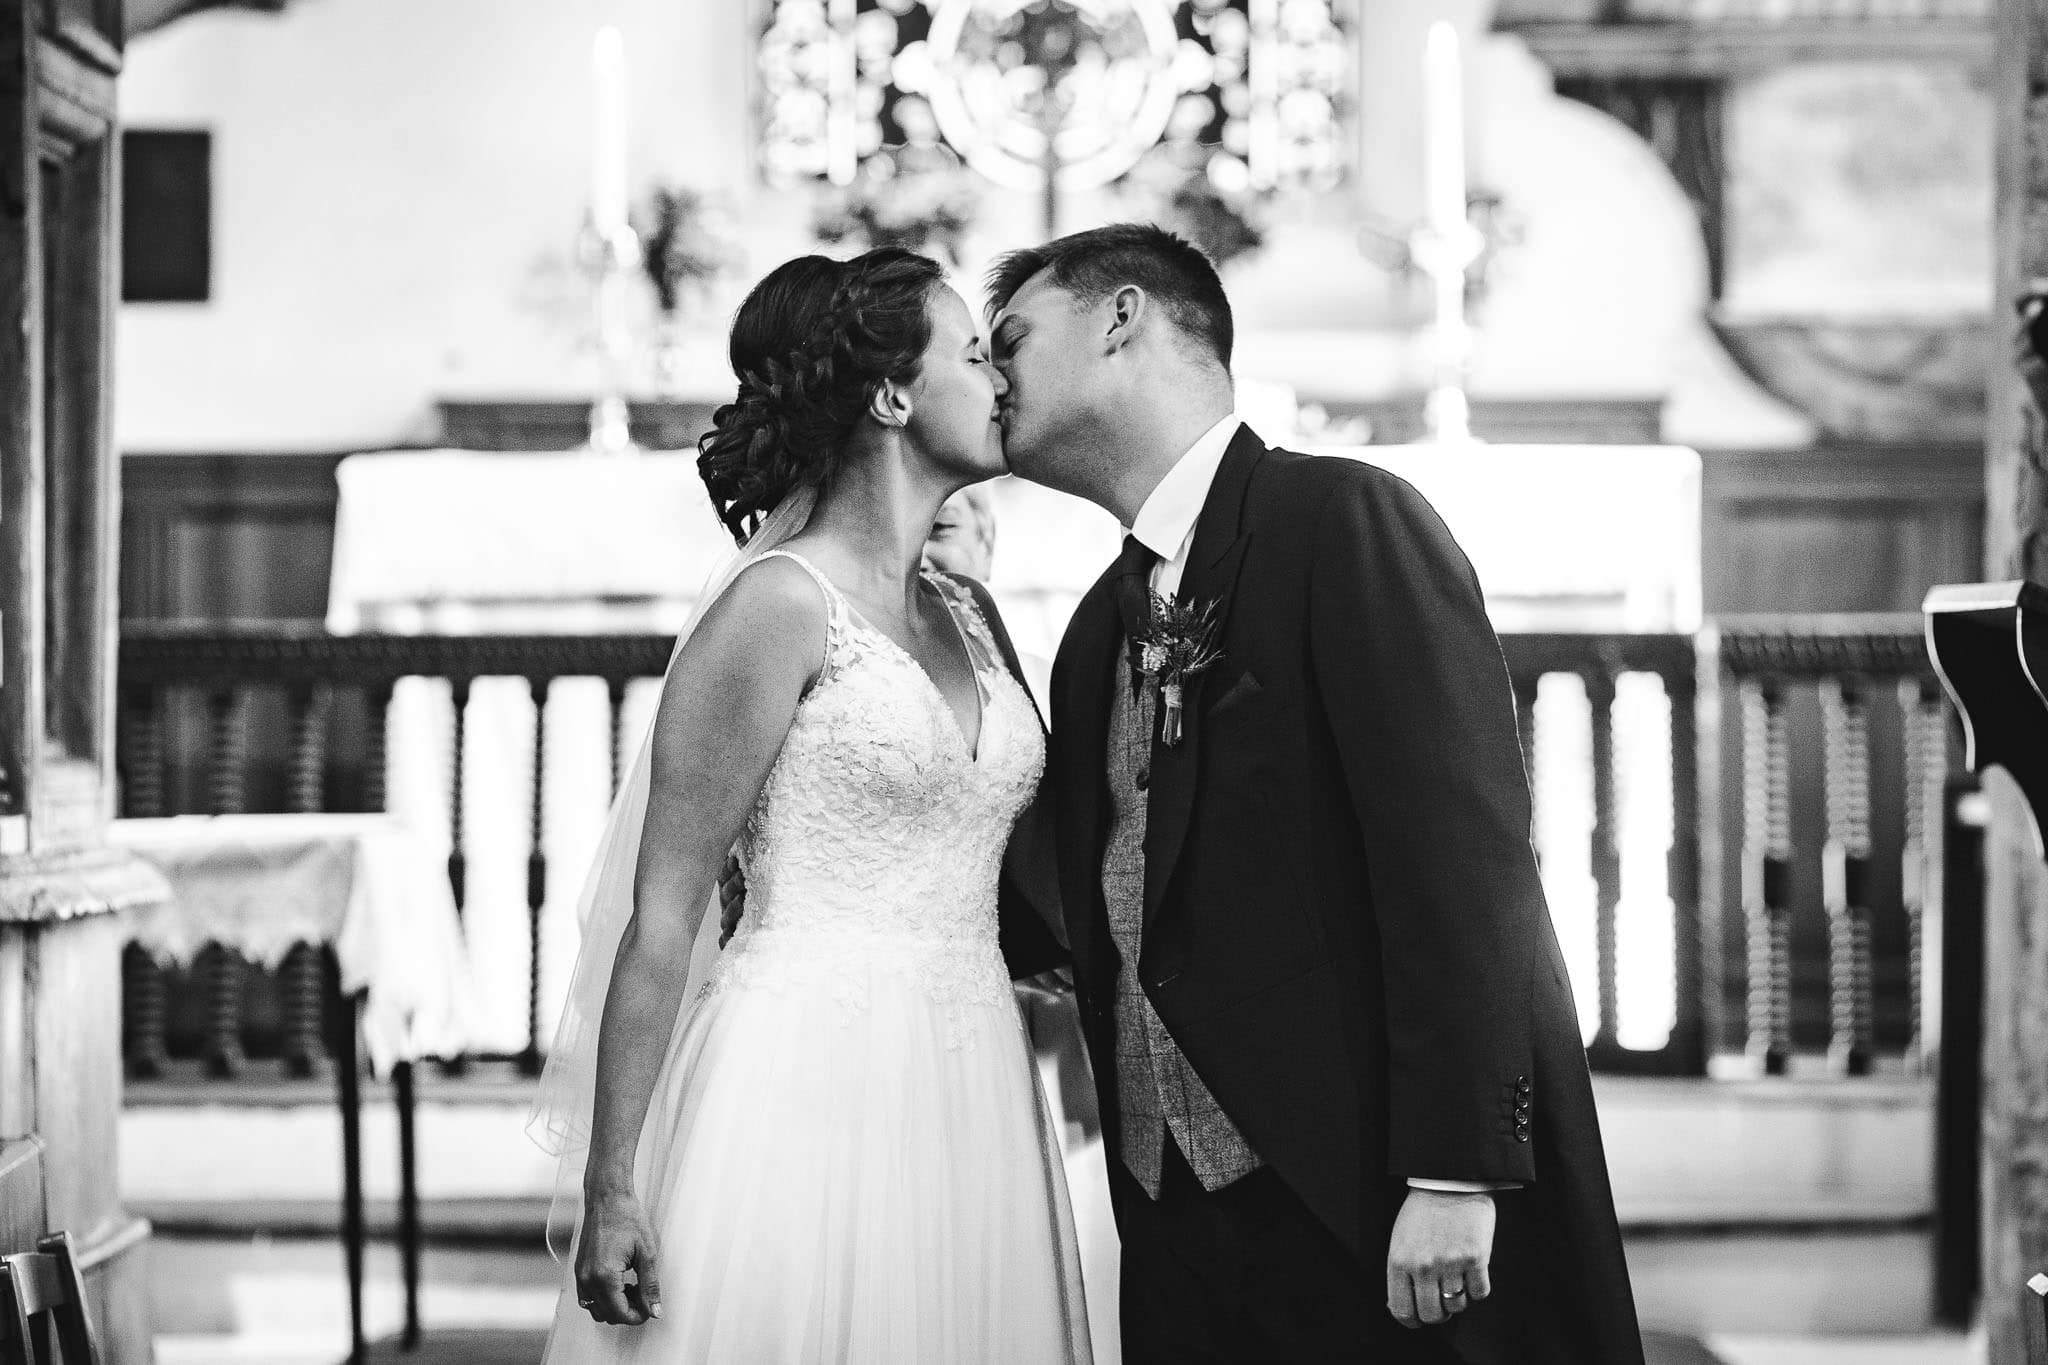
723, 552, 832, 622
670, 553, 831, 681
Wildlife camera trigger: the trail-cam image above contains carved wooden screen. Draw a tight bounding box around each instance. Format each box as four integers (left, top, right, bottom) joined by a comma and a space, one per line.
758, 0, 1351, 192
0, 2, 122, 814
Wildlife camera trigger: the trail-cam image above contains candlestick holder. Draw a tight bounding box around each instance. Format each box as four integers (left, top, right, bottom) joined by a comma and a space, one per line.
576, 214, 645, 456
1408, 218, 1486, 445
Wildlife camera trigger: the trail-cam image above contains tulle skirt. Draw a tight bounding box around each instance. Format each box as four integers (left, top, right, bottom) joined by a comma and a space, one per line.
541, 950, 1092, 1364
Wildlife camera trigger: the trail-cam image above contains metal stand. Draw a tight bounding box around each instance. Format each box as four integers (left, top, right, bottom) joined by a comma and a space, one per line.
576, 217, 644, 457
328, 950, 423, 1363
1407, 217, 1485, 446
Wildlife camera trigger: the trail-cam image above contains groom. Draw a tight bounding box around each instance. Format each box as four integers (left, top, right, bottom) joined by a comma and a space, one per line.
988, 225, 1643, 1363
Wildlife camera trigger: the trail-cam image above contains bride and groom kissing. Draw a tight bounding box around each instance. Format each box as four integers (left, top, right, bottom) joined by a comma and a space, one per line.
530, 224, 1645, 1363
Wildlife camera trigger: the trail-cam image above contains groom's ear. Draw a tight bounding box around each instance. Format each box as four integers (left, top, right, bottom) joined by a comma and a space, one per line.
1104, 285, 1145, 354
868, 378, 912, 428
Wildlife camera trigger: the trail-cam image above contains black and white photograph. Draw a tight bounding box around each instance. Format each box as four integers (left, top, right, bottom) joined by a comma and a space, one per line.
3, 0, 2046, 1362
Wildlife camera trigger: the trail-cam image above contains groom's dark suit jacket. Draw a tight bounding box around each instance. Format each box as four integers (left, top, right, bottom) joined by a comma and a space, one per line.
1045, 426, 1644, 1364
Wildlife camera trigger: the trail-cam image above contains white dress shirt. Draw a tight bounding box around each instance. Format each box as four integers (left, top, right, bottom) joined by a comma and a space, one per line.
1126, 414, 1514, 1198
1127, 413, 1240, 601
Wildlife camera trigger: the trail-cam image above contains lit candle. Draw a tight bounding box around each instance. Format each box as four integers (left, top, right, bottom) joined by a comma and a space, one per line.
1423, 21, 1465, 240
592, 26, 628, 235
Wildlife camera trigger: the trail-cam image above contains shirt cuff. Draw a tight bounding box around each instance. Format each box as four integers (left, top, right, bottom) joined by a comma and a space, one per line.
1406, 1178, 1521, 1194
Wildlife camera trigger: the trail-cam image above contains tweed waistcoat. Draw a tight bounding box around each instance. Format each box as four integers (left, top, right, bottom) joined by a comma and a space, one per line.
1102, 647, 1263, 1197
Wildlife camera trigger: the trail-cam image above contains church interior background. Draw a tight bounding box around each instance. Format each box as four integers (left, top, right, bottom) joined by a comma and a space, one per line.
5, 0, 2045, 1360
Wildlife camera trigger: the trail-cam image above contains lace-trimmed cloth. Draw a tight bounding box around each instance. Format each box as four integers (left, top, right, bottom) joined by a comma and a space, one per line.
110, 813, 475, 1076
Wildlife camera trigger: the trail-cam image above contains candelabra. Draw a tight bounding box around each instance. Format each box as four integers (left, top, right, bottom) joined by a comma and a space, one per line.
1408, 215, 1486, 445
577, 214, 643, 456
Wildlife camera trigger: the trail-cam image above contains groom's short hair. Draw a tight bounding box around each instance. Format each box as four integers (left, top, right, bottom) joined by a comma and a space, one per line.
985, 224, 1233, 370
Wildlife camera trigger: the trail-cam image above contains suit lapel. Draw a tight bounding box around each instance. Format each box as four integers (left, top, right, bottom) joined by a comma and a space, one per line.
1142, 425, 1264, 930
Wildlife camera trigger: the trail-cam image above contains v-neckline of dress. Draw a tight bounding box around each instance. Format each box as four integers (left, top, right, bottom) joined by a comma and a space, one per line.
785, 552, 990, 763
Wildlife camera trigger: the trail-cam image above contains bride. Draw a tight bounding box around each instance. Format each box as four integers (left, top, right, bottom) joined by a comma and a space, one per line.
529, 247, 1091, 1363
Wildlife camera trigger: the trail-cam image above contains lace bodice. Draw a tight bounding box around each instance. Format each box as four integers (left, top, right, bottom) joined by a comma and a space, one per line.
702, 551, 1045, 1039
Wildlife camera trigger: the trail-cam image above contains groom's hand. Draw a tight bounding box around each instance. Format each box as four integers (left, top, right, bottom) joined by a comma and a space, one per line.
717, 852, 746, 946
1386, 1187, 1495, 1329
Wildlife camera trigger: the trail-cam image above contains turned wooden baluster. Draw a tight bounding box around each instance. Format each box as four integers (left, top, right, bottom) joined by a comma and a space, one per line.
286, 685, 331, 814
1901, 676, 1951, 1075
524, 676, 552, 1075
281, 685, 333, 1078
118, 684, 171, 1079
205, 685, 250, 816
1666, 667, 1704, 1071
203, 685, 250, 1078
120, 942, 168, 1081
1511, 673, 1539, 794
362, 682, 394, 815
1820, 677, 1876, 1076
118, 682, 168, 818
1585, 667, 1623, 1061
447, 678, 472, 919
1741, 677, 1795, 1075
607, 675, 630, 798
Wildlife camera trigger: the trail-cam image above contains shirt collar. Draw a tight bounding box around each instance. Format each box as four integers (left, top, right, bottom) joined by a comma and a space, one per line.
1128, 413, 1241, 564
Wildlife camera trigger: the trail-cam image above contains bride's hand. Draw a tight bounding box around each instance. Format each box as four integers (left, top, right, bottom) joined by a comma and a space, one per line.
576, 1188, 664, 1326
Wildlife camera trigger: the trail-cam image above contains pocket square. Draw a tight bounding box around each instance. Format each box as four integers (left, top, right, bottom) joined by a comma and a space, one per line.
1203, 670, 1263, 721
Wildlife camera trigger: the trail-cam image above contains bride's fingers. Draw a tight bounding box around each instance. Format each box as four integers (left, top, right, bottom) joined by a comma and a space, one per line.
627, 1242, 664, 1322
587, 1267, 632, 1324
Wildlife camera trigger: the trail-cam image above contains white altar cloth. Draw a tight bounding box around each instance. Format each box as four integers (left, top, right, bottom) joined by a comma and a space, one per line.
326, 449, 721, 635
1315, 443, 1703, 634
111, 814, 475, 1077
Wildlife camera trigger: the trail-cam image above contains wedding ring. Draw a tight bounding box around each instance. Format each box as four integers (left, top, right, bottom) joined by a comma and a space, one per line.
578, 1297, 595, 1308
1440, 1286, 1466, 1300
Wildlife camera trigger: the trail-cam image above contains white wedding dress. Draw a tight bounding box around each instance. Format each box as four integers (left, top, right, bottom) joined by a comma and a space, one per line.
542, 550, 1091, 1364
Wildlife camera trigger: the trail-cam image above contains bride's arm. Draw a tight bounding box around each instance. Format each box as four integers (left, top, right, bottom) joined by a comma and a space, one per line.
576, 556, 827, 1325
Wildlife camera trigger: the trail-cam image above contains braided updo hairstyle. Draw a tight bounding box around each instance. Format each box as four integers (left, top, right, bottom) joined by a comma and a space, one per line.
698, 248, 947, 544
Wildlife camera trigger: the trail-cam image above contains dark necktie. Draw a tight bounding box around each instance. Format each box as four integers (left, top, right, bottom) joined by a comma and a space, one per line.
1112, 534, 1159, 699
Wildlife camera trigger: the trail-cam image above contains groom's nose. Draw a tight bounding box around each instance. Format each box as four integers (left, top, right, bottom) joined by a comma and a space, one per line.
991, 365, 1010, 400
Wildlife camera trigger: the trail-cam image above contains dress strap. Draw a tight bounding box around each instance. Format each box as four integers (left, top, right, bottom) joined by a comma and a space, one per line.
924, 571, 1001, 677
752, 549, 850, 669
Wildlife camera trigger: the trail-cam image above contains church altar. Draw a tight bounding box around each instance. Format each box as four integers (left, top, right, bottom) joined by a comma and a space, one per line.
1322, 442, 1703, 634
324, 434, 1699, 1056
327, 449, 717, 634
327, 450, 711, 1053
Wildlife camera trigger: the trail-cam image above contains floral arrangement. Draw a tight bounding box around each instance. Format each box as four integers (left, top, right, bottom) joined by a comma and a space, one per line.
636, 184, 738, 315
1356, 187, 1525, 319
1117, 146, 1272, 271
1133, 593, 1224, 747
811, 149, 982, 265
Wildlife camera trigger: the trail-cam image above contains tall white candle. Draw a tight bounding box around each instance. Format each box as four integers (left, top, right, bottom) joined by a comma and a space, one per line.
1423, 21, 1465, 239
592, 25, 628, 234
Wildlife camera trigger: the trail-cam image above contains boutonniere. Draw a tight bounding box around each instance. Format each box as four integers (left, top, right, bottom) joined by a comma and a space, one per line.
1134, 594, 1224, 747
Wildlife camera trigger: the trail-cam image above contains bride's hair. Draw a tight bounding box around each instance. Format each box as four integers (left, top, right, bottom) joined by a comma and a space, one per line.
698, 248, 946, 544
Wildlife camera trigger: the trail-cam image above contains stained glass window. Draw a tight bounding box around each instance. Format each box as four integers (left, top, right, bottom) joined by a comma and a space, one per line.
758, 0, 1352, 192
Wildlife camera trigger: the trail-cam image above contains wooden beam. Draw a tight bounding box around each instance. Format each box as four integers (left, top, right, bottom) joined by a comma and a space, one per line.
1508, 20, 1992, 76
125, 0, 288, 41
1976, 0, 2048, 1353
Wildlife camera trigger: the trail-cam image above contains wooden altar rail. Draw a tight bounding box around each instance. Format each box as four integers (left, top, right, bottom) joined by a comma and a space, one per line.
1705, 614, 1958, 1076
110, 617, 1955, 1085
115, 627, 675, 1079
